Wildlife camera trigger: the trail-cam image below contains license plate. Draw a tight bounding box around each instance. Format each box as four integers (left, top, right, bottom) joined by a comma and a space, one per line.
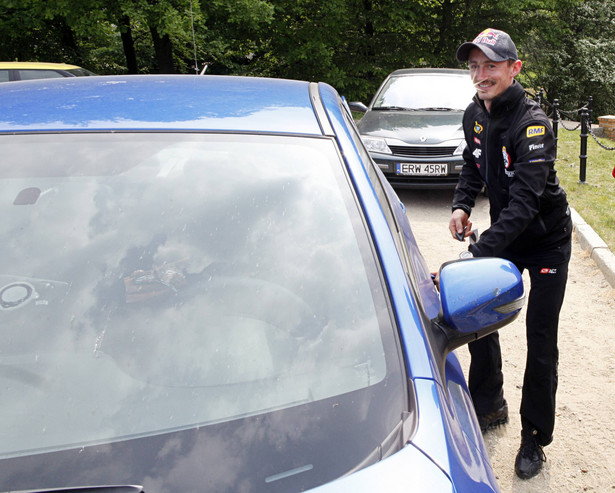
396, 163, 448, 176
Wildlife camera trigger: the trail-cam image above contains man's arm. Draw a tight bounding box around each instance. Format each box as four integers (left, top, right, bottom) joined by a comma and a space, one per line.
450, 110, 483, 240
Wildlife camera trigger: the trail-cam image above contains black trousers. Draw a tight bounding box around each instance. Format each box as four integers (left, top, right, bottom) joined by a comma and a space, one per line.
468, 239, 571, 446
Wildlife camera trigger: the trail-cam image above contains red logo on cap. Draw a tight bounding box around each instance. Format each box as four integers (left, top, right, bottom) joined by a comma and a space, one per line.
473, 28, 500, 46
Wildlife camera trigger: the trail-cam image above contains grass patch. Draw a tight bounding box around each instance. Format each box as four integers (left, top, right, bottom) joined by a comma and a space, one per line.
555, 127, 615, 251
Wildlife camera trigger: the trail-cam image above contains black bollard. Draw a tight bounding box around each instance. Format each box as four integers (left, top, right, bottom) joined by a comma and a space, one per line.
579, 108, 588, 183
552, 99, 559, 160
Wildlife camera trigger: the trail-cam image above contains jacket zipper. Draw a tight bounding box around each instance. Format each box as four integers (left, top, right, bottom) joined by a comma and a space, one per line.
483, 114, 490, 187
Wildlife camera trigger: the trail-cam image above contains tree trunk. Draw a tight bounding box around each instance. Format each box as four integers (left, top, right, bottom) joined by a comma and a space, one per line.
119, 15, 139, 74
150, 26, 175, 73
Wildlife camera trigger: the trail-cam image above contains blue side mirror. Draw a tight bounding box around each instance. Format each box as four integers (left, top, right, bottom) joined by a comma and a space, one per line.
435, 257, 524, 355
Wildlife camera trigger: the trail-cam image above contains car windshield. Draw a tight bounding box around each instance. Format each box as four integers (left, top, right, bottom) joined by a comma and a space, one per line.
373, 73, 476, 111
0, 132, 405, 489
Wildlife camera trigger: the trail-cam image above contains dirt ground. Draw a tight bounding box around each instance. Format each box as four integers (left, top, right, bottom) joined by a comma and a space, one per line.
399, 189, 615, 492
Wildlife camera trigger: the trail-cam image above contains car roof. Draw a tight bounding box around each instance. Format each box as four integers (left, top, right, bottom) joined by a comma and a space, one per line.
388, 68, 469, 77
0, 61, 84, 70
0, 75, 325, 135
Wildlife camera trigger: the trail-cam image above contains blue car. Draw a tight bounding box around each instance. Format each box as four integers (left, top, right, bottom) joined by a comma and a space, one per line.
0, 75, 523, 492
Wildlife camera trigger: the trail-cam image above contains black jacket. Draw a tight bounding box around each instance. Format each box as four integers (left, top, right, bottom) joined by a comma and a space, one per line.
453, 80, 571, 258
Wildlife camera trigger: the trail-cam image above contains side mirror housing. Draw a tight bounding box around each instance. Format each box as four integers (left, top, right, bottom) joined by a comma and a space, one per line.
434, 257, 524, 356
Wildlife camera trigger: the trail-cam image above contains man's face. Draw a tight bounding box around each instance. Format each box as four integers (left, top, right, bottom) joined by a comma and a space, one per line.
468, 48, 521, 110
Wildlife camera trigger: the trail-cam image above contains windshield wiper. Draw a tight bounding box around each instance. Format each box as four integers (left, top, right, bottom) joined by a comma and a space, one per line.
373, 106, 418, 111
12, 486, 144, 493
415, 107, 459, 111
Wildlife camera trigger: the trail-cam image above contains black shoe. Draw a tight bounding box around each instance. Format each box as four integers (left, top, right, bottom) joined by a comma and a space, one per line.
515, 428, 546, 479
477, 400, 509, 432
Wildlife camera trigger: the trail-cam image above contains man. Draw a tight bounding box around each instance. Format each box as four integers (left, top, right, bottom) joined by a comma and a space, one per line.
450, 28, 572, 480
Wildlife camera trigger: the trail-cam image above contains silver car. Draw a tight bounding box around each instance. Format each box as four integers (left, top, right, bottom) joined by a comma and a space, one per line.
350, 68, 476, 189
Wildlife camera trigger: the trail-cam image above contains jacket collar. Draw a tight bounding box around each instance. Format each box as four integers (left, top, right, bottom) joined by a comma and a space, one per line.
474, 80, 525, 116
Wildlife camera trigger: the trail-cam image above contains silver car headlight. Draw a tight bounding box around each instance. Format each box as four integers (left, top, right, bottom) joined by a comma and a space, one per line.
453, 140, 467, 156
361, 136, 392, 154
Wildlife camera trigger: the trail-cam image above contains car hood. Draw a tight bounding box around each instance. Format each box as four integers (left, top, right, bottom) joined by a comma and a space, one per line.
357, 110, 464, 145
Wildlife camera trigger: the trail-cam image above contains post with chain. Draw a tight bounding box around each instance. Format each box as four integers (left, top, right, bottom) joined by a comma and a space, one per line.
579, 108, 588, 184
588, 96, 593, 126
552, 99, 559, 160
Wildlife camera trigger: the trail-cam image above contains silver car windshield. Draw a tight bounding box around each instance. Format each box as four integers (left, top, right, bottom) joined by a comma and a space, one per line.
373, 73, 476, 111
0, 132, 402, 459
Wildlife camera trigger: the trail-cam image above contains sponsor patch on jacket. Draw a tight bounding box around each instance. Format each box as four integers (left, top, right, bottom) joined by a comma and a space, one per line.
529, 142, 544, 151
502, 146, 510, 168
502, 146, 515, 177
540, 268, 557, 274
474, 137, 481, 145
526, 125, 545, 138
474, 121, 483, 134
529, 158, 546, 163
473, 148, 482, 159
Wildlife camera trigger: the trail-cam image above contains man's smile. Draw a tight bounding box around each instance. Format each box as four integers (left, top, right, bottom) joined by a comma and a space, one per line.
473, 78, 494, 90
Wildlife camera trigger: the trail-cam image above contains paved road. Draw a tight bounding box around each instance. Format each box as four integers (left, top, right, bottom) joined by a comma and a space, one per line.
397, 188, 615, 492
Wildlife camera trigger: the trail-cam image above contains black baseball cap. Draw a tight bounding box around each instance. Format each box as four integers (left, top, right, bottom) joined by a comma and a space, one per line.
456, 28, 518, 62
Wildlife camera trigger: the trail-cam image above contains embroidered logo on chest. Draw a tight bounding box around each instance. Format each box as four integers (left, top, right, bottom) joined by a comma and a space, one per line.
502, 146, 515, 177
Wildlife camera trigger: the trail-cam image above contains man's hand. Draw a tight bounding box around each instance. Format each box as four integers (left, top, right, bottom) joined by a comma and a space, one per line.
449, 209, 473, 241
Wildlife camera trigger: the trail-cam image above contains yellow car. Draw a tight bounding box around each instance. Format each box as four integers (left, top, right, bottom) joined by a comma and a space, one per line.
0, 61, 95, 82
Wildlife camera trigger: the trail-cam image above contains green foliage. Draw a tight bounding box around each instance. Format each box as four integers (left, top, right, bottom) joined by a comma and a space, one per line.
1, 0, 615, 116
194, 0, 274, 75
521, 0, 615, 120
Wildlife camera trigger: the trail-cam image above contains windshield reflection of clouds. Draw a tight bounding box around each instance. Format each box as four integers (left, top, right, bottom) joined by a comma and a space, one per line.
0, 134, 387, 457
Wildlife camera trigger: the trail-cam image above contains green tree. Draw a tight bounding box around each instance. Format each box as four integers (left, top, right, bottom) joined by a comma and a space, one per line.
193, 0, 275, 75
2, 0, 613, 118
0, 0, 101, 66
255, 0, 437, 101
521, 0, 615, 119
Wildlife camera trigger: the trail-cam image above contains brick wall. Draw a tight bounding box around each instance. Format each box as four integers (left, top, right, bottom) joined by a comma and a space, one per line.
598, 115, 615, 139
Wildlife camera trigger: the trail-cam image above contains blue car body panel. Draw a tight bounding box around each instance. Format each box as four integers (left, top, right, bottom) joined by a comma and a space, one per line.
0, 75, 503, 492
